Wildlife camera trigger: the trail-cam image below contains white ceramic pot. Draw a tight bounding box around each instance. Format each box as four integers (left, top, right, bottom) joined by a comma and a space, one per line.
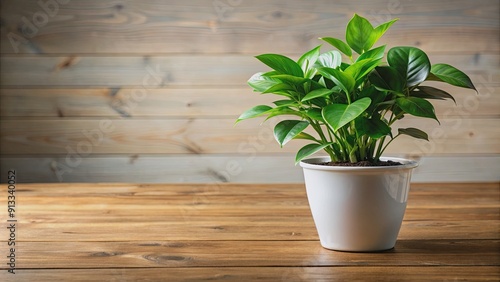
300, 156, 418, 252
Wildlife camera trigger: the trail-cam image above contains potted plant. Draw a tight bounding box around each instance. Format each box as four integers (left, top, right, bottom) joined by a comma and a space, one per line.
236, 14, 476, 251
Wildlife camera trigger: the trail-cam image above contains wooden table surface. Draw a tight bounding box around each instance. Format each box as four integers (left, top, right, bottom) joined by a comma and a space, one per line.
1, 182, 499, 281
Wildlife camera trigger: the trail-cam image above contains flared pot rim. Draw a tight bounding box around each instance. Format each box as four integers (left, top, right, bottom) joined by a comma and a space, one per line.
299, 156, 418, 171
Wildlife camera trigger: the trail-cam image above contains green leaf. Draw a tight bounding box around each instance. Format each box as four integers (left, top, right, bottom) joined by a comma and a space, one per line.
388, 47, 430, 87
273, 100, 296, 107
262, 83, 295, 94
314, 50, 342, 69
368, 19, 398, 49
273, 120, 310, 147
295, 143, 332, 164
430, 64, 477, 91
396, 97, 439, 123
358, 85, 387, 113
293, 132, 318, 142
270, 74, 308, 85
357, 45, 386, 62
305, 108, 324, 122
398, 128, 429, 141
322, 97, 372, 131
298, 45, 321, 76
265, 107, 303, 121
344, 58, 380, 82
236, 105, 272, 123
317, 67, 355, 95
301, 88, 335, 102
414, 86, 456, 104
346, 14, 374, 54
355, 117, 391, 139
320, 37, 352, 57
248, 72, 280, 92
369, 66, 404, 92
256, 54, 304, 77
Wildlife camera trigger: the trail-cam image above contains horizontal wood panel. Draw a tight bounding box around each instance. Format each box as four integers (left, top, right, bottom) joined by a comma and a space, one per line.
1, 155, 499, 183
10, 182, 498, 197
0, 54, 497, 87
1, 118, 498, 154
4, 267, 499, 281
0, 86, 497, 118
2, 240, 498, 268
10, 208, 500, 222
1, 0, 498, 54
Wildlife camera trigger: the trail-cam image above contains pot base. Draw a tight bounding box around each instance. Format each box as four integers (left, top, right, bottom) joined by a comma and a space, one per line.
301, 157, 418, 252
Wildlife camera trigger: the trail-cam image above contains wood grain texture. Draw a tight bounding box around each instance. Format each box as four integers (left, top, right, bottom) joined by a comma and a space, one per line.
0, 182, 498, 280
1, 118, 498, 154
0, 0, 499, 183
1, 54, 497, 87
1, 155, 499, 183
1, 0, 498, 54
2, 86, 497, 118
3, 267, 499, 281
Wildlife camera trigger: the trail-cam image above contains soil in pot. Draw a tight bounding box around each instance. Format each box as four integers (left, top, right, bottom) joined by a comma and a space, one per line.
318, 160, 402, 167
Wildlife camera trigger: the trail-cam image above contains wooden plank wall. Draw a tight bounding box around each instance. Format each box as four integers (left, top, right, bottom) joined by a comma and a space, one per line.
0, 0, 499, 183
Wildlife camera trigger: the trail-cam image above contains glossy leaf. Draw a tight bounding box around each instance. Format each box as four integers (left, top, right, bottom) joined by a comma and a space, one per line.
247, 72, 280, 92
388, 47, 430, 87
356, 117, 391, 139
368, 19, 398, 49
346, 14, 374, 54
295, 143, 332, 164
414, 86, 456, 104
344, 58, 379, 81
370, 66, 404, 92
430, 64, 477, 91
398, 128, 429, 141
320, 37, 352, 57
396, 97, 439, 123
293, 132, 318, 142
301, 88, 335, 102
256, 54, 304, 77
274, 120, 310, 147
314, 50, 342, 69
270, 74, 308, 85
305, 108, 324, 122
322, 97, 372, 131
317, 67, 355, 95
357, 45, 386, 61
262, 83, 295, 94
236, 105, 272, 122
298, 45, 321, 76
273, 100, 296, 107
265, 107, 302, 121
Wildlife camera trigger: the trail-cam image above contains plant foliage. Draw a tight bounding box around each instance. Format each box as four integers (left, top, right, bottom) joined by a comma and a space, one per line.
237, 14, 477, 164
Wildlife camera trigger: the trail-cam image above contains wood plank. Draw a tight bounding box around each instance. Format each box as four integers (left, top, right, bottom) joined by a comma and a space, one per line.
1, 118, 498, 154
0, 182, 496, 279
1, 86, 497, 118
7, 208, 500, 222
1, 0, 498, 54
0, 182, 497, 241
9, 187, 499, 207
6, 182, 498, 197
0, 54, 497, 87
1, 155, 499, 183
2, 266, 498, 281
1, 240, 498, 268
